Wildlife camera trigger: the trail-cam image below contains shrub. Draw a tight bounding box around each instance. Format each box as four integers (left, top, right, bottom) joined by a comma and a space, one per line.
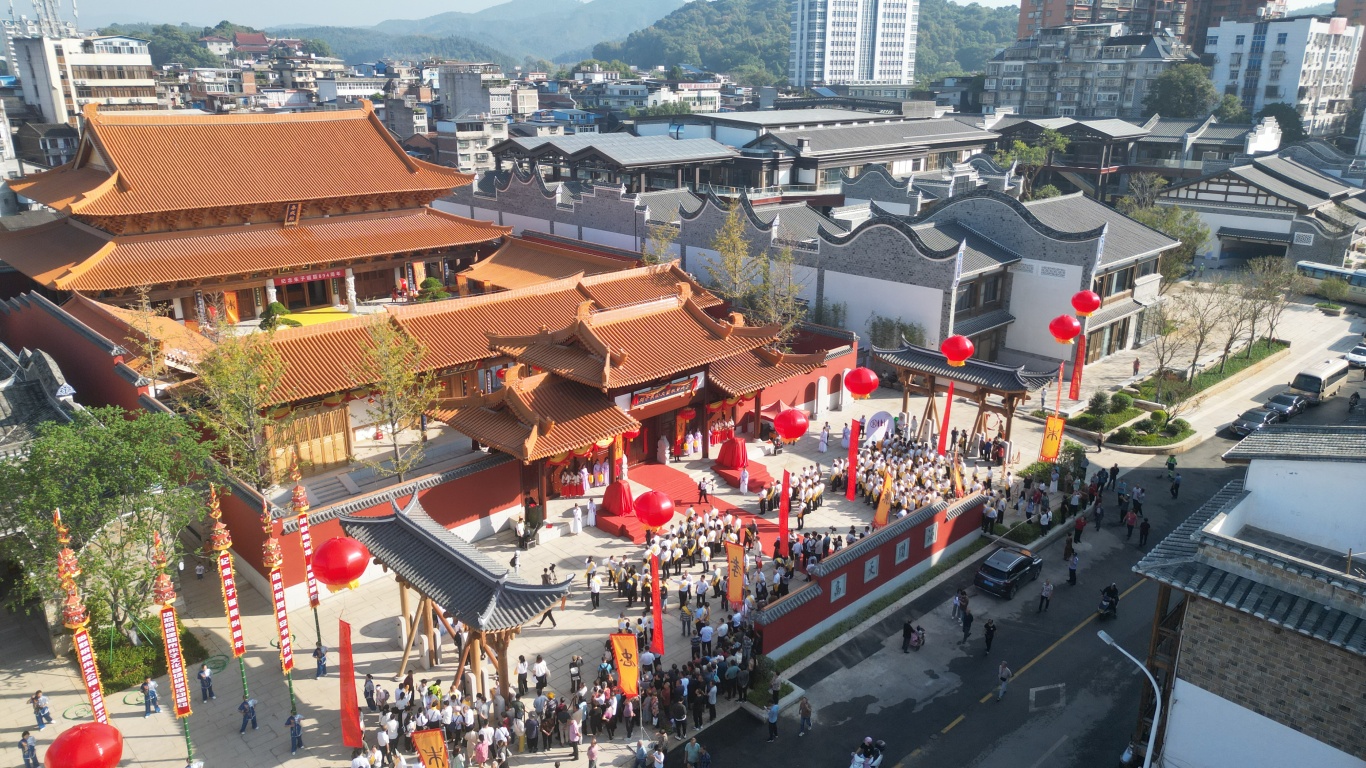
1170, 418, 1190, 431
1149, 409, 1168, 427
258, 301, 301, 330
1113, 426, 1137, 444
1318, 276, 1349, 303
1315, 302, 1344, 311
91, 618, 209, 692
1134, 420, 1153, 434
1087, 391, 1111, 416
1109, 392, 1133, 413
1163, 422, 1182, 436
417, 277, 450, 302
1070, 413, 1099, 431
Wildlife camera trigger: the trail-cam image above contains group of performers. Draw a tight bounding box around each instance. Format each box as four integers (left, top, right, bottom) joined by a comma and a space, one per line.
555, 455, 612, 497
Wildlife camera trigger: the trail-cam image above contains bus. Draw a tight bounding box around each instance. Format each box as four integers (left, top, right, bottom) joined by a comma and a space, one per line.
1295, 261, 1366, 304
1289, 358, 1352, 404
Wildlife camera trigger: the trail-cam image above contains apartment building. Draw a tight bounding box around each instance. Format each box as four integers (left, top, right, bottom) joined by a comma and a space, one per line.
383, 94, 430, 140
316, 75, 393, 104
438, 63, 537, 120
789, 0, 920, 87
13, 35, 157, 124
1337, 0, 1366, 88
1207, 15, 1362, 137
14, 121, 74, 167
0, 14, 76, 78
983, 24, 1198, 119
185, 68, 258, 112
271, 55, 347, 91
433, 117, 508, 172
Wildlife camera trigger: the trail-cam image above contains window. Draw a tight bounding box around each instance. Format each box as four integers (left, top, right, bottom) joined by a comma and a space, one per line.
864, 555, 880, 583
924, 522, 938, 548
1236, 35, 1245, 45
982, 275, 1001, 304
1277, 32, 1287, 44
1229, 53, 1242, 67
895, 539, 910, 564
829, 574, 847, 602
1207, 35, 1218, 46
956, 282, 978, 311
1138, 258, 1158, 278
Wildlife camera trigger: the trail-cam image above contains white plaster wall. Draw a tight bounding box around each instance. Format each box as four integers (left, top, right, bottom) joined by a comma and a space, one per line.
473, 207, 503, 225
1004, 260, 1079, 361
821, 270, 942, 343
582, 227, 638, 251
1133, 273, 1161, 304
686, 247, 722, 285
451, 502, 525, 543
502, 213, 550, 235
1193, 210, 1292, 259
433, 199, 473, 218
1163, 678, 1366, 768
1232, 459, 1366, 553
634, 122, 671, 137
714, 125, 760, 148
790, 264, 819, 306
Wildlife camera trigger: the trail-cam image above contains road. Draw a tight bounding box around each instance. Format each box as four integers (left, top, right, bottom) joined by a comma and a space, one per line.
671, 389, 1361, 768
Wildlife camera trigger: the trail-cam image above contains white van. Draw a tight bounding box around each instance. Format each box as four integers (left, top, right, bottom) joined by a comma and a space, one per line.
1289, 358, 1351, 404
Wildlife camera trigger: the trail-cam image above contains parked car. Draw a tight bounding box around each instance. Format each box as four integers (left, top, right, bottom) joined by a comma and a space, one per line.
1228, 408, 1280, 438
1262, 392, 1308, 420
973, 546, 1043, 599
1345, 345, 1366, 369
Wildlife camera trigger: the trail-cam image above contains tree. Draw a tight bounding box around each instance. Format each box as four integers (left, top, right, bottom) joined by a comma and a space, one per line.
1241, 257, 1301, 356
641, 221, 679, 265
993, 128, 1068, 200
1214, 94, 1250, 124
301, 38, 332, 57
1119, 173, 1169, 212
1143, 64, 1218, 118
1213, 276, 1253, 373
706, 205, 762, 307
1259, 259, 1307, 346
753, 246, 806, 345
0, 407, 215, 632
1125, 204, 1209, 294
182, 324, 293, 492
866, 315, 926, 348
356, 319, 441, 483
1179, 283, 1225, 380
1256, 103, 1306, 144
1032, 184, 1062, 199
1145, 304, 1191, 404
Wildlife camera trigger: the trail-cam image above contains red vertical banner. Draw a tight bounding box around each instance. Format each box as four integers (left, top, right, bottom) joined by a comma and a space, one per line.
218, 552, 246, 657
650, 554, 664, 657
1069, 330, 1087, 401
297, 513, 321, 609
270, 569, 295, 673
937, 381, 956, 456
845, 419, 861, 501
159, 606, 193, 717
72, 629, 108, 723
1055, 362, 1064, 413
777, 470, 790, 558
339, 620, 363, 748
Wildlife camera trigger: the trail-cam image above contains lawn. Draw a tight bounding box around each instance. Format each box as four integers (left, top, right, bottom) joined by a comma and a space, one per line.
1135, 338, 1288, 402
1030, 408, 1144, 432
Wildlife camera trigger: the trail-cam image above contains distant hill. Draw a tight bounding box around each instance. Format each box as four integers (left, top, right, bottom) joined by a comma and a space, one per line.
1288, 2, 1334, 14
592, 0, 1019, 85
273, 26, 521, 70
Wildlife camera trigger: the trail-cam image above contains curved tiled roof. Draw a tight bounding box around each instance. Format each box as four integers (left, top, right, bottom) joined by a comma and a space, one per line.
709, 347, 825, 397
872, 342, 1056, 392
460, 236, 631, 290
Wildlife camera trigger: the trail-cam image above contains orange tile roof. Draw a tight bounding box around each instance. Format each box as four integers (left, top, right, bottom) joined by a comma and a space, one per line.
428, 370, 638, 462
579, 263, 721, 310
0, 209, 509, 291
459, 237, 631, 290
269, 314, 388, 404
708, 347, 826, 397
61, 293, 216, 373
11, 104, 473, 217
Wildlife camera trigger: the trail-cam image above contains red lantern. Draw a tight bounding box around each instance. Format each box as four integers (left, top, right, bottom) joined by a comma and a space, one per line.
313, 536, 371, 592
678, 408, 697, 420
44, 721, 123, 768
634, 490, 675, 529
1071, 290, 1102, 318
844, 367, 879, 398
940, 334, 975, 367
496, 368, 507, 380
773, 408, 809, 441
621, 427, 641, 440
1049, 314, 1083, 344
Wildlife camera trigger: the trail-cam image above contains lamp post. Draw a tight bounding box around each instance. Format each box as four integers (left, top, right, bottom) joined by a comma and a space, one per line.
1097, 629, 1160, 768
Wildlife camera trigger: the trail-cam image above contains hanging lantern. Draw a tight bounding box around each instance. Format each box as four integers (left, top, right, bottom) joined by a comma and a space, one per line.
773, 408, 809, 441
1049, 314, 1083, 344
1071, 290, 1102, 318
634, 490, 675, 529
374, 428, 384, 440
152, 573, 177, 608
679, 407, 697, 420
61, 584, 90, 630
313, 536, 371, 592
321, 392, 346, 408
844, 367, 879, 399
621, 427, 641, 440
940, 334, 975, 367
43, 721, 124, 768
496, 368, 507, 380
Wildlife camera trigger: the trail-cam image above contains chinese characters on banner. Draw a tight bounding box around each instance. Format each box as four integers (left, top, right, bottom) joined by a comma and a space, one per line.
297, 513, 320, 609
649, 554, 664, 657
159, 607, 193, 717
609, 633, 639, 697
725, 542, 745, 610
777, 470, 790, 558
1040, 415, 1066, 463
218, 552, 246, 657
873, 470, 892, 528
412, 728, 450, 768
270, 570, 295, 672
72, 629, 108, 723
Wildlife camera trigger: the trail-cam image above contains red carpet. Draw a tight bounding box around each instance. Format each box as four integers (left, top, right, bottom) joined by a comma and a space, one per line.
627, 462, 783, 555
712, 459, 774, 493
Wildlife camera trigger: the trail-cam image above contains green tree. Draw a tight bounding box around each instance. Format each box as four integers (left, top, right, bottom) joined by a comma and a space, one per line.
706, 205, 762, 307
301, 38, 332, 57
1126, 204, 1210, 293
1256, 103, 1306, 144
642, 221, 679, 265
1031, 184, 1062, 199
1143, 64, 1218, 118
0, 407, 215, 631
1118, 173, 1169, 212
993, 128, 1068, 200
753, 246, 806, 344
1214, 94, 1250, 124
356, 320, 441, 483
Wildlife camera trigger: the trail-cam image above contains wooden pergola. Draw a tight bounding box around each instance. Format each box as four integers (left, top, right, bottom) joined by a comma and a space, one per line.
872, 342, 1056, 442
339, 496, 572, 697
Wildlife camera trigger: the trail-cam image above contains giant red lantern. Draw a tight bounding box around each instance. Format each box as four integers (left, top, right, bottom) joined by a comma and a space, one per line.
44, 721, 123, 768
1048, 314, 1083, 344
940, 335, 975, 367
313, 536, 371, 592
773, 408, 810, 441
634, 490, 675, 529
1071, 290, 1102, 318
844, 366, 879, 399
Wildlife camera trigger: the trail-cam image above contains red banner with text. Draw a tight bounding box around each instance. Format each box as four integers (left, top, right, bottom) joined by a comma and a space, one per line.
218, 551, 246, 657
650, 554, 664, 657
298, 513, 320, 609
270, 569, 295, 673
159, 607, 193, 717
339, 620, 364, 748
777, 470, 790, 558
72, 629, 108, 723
845, 419, 861, 501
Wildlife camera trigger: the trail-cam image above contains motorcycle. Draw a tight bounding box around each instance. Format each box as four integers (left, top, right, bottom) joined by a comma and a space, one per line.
907, 626, 926, 652
850, 740, 886, 768
1350, 392, 1360, 413
1098, 594, 1118, 620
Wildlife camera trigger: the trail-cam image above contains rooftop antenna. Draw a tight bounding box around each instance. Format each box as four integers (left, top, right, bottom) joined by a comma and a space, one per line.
70, 0, 77, 28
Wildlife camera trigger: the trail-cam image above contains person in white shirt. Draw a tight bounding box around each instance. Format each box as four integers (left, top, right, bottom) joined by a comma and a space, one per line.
375, 725, 391, 765
351, 748, 370, 768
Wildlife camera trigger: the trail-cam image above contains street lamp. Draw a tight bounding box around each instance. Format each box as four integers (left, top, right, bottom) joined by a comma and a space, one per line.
1098, 629, 1161, 768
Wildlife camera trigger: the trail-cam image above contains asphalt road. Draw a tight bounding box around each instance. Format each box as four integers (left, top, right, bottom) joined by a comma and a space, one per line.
669, 392, 1361, 768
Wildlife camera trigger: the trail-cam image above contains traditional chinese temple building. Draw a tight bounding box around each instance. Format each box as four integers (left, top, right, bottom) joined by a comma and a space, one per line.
0, 102, 509, 322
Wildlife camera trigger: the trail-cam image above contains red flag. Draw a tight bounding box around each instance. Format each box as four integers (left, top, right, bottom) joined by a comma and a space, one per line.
217, 551, 246, 658
269, 569, 294, 673
937, 382, 956, 456
159, 606, 193, 718
845, 419, 861, 501
650, 553, 664, 657
777, 470, 790, 558
1069, 332, 1086, 401
339, 620, 363, 748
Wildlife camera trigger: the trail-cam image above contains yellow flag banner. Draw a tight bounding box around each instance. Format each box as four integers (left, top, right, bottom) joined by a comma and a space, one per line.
873, 470, 893, 528
610, 633, 640, 697
413, 728, 451, 768
1040, 415, 1066, 463
725, 541, 745, 610
952, 463, 965, 499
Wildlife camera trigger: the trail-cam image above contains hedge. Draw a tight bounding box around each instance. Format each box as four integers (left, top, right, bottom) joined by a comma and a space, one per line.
91, 618, 210, 693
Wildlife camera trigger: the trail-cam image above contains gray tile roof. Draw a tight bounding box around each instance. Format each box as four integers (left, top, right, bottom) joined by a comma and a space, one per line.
752, 202, 849, 242
872, 342, 1056, 391
1023, 194, 1179, 265
1217, 226, 1293, 244
1086, 297, 1147, 327
636, 189, 703, 221
760, 119, 998, 156
1221, 425, 1366, 464
339, 495, 573, 631
951, 308, 1016, 338
1139, 118, 1203, 140
689, 109, 898, 127
809, 494, 985, 577
751, 579, 823, 622
1228, 165, 1328, 209
913, 221, 1021, 274
1253, 155, 1354, 199
505, 134, 737, 168
996, 116, 1148, 140
0, 345, 77, 458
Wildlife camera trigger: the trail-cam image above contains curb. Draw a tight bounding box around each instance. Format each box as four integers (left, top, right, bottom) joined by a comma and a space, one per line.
738, 683, 808, 721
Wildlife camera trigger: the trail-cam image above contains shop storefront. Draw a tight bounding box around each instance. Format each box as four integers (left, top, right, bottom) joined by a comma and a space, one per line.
277, 269, 345, 310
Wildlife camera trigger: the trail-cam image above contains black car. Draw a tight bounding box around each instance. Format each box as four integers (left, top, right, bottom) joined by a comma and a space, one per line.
1228, 408, 1280, 438
973, 546, 1043, 599
1263, 393, 1308, 420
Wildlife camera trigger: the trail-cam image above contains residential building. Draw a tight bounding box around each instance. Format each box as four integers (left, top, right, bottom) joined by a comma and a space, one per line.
14, 121, 76, 166
1131, 425, 1366, 768
434, 117, 510, 172
271, 55, 347, 92
13, 35, 157, 125
316, 75, 393, 104
1207, 15, 1362, 137
384, 94, 430, 140
438, 62, 537, 119
185, 68, 257, 112
197, 35, 233, 57
1126, 114, 1281, 175
1189, 0, 1287, 52
983, 24, 1198, 120
0, 13, 76, 79
1338, 0, 1366, 88
789, 0, 920, 86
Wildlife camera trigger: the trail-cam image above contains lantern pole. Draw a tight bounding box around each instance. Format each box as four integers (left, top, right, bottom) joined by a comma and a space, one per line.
262, 498, 300, 718
937, 381, 955, 456
205, 486, 251, 700
150, 533, 196, 764
54, 509, 111, 725
289, 456, 324, 648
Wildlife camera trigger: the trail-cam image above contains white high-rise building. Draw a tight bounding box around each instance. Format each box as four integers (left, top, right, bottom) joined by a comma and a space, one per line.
789, 0, 919, 87
14, 35, 157, 125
